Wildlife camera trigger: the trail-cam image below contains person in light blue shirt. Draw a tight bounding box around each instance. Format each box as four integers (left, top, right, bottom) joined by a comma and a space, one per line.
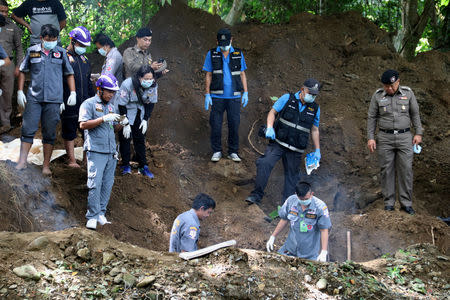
246, 78, 322, 205
202, 28, 248, 163
169, 193, 216, 253
266, 181, 331, 262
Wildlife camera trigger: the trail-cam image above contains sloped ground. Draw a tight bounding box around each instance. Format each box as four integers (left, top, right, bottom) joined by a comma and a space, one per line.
0, 2, 449, 294
0, 229, 449, 299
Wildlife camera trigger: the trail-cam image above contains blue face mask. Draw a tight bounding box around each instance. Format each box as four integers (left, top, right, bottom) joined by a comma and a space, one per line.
43, 40, 57, 50
98, 47, 107, 56
304, 93, 316, 103
299, 198, 312, 206
75, 46, 86, 55
141, 79, 154, 89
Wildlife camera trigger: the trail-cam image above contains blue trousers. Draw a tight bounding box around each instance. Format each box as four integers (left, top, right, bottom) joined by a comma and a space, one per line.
86, 151, 117, 220
250, 142, 303, 203
209, 97, 240, 154
21, 99, 60, 144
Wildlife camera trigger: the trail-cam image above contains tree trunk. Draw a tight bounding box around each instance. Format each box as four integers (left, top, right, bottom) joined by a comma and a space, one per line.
394, 0, 435, 60
224, 0, 245, 25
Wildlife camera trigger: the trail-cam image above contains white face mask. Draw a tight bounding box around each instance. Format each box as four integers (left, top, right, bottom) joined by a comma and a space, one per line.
220, 42, 231, 52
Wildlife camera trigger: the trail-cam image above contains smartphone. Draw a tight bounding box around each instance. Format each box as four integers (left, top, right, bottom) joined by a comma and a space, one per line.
158, 58, 165, 63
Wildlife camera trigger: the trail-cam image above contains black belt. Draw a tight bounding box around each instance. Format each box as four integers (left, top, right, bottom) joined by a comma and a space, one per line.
380, 128, 410, 134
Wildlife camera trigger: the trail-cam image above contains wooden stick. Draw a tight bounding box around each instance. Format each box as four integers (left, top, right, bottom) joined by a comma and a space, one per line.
347, 231, 351, 261
179, 240, 237, 260
431, 226, 435, 246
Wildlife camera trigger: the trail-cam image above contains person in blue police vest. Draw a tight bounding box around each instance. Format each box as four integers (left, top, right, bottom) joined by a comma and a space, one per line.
79, 74, 131, 230
245, 78, 322, 205
62, 26, 95, 168
15, 24, 75, 176
203, 28, 248, 162
117, 64, 157, 178
266, 181, 331, 262
169, 193, 216, 253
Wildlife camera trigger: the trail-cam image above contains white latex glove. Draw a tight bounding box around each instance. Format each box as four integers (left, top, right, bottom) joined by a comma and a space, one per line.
119, 116, 129, 126
0, 59, 5, 67
0, 89, 2, 96
67, 91, 77, 106
139, 120, 147, 134
60, 103, 65, 114
122, 124, 131, 139
266, 235, 275, 252
17, 90, 27, 109
102, 113, 121, 123
317, 250, 328, 262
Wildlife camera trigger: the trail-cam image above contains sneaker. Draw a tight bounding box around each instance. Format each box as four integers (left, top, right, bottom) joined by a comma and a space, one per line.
211, 152, 222, 162
98, 215, 111, 225
138, 165, 154, 179
121, 165, 132, 175
245, 195, 261, 205
86, 218, 97, 230
228, 153, 241, 162
384, 205, 394, 211
401, 206, 415, 215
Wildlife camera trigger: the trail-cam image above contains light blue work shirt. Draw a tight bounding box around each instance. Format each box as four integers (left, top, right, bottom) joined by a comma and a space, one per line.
202, 46, 247, 99
169, 209, 200, 253
278, 195, 332, 260
273, 91, 321, 127
117, 77, 158, 125
79, 95, 117, 154
20, 44, 74, 103
102, 47, 123, 84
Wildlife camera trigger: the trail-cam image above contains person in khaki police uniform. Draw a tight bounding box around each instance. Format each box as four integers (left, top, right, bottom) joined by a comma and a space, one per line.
15, 24, 75, 176
79, 74, 132, 230
0, 0, 23, 134
169, 193, 216, 253
367, 69, 423, 215
266, 181, 331, 262
122, 27, 169, 79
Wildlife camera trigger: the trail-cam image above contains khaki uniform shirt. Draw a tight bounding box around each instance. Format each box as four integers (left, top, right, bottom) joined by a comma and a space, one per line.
0, 18, 24, 64
122, 45, 152, 79
367, 86, 423, 140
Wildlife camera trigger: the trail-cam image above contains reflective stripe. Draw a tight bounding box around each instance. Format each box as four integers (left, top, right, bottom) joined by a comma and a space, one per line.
213, 70, 223, 74
231, 71, 241, 75
280, 118, 311, 133
275, 139, 304, 153
233, 91, 241, 96
211, 90, 224, 94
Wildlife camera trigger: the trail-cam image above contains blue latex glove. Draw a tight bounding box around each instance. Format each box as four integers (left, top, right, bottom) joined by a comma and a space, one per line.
205, 94, 212, 110
242, 91, 249, 107
265, 127, 275, 140
314, 149, 321, 162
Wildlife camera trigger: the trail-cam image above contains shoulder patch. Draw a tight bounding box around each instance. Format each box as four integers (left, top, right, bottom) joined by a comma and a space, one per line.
400, 86, 411, 91
233, 51, 240, 55
30, 52, 41, 58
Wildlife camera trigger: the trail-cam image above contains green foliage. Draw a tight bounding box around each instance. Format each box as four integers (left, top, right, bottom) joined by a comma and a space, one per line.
387, 266, 405, 284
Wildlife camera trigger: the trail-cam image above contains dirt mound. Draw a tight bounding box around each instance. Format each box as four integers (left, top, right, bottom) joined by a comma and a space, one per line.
0, 229, 448, 299
1, 0, 449, 268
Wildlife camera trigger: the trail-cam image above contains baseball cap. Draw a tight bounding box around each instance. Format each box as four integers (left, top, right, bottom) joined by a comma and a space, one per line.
136, 27, 152, 38
217, 28, 231, 46
303, 78, 321, 95
381, 69, 399, 84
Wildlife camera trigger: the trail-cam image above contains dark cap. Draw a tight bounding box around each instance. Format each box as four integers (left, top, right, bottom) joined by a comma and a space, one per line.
381, 69, 399, 84
136, 27, 152, 38
217, 28, 231, 46
303, 78, 320, 95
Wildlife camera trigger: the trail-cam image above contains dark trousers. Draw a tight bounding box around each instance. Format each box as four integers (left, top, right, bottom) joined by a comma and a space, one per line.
209, 97, 240, 154
119, 114, 147, 168
251, 142, 303, 203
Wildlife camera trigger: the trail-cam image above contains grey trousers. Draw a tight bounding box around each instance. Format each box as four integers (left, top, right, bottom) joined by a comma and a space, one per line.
21, 99, 60, 144
377, 131, 413, 207
86, 151, 117, 220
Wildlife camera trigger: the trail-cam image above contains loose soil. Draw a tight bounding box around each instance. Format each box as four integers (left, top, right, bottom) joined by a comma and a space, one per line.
0, 1, 449, 298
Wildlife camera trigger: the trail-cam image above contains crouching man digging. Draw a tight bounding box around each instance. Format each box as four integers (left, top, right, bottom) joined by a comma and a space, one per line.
169, 193, 216, 253
266, 181, 331, 262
